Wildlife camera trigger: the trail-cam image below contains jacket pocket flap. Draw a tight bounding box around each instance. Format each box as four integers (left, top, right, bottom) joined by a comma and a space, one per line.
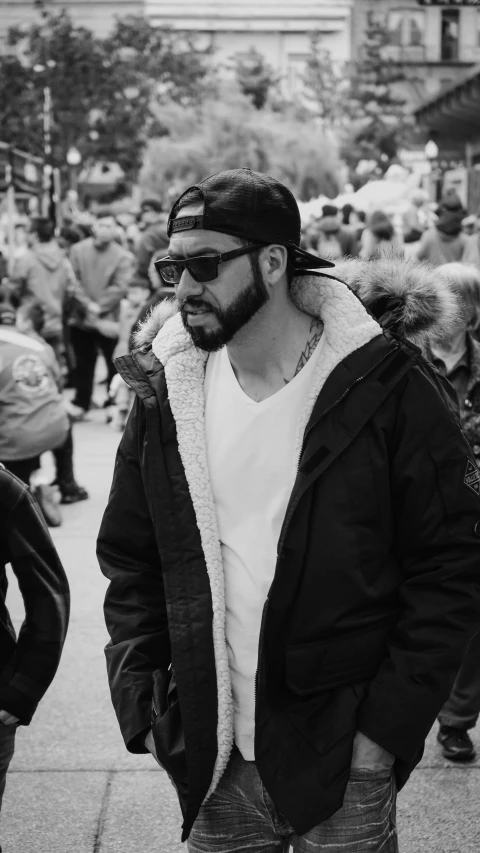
286, 621, 391, 696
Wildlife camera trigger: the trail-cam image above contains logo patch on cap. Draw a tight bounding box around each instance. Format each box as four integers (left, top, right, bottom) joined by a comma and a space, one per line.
170, 215, 205, 233
464, 459, 480, 496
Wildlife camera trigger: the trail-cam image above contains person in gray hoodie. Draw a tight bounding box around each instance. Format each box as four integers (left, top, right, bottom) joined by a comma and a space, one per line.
12, 217, 91, 365
11, 218, 91, 366
68, 209, 132, 413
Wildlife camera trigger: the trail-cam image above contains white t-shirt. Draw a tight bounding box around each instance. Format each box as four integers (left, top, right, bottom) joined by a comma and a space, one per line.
204, 337, 325, 760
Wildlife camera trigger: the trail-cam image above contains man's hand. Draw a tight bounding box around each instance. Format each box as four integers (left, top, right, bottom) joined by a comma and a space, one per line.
0, 710, 19, 727
145, 729, 161, 766
87, 302, 101, 316
351, 731, 395, 771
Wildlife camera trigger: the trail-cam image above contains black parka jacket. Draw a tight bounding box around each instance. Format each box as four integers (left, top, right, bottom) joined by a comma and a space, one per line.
98, 267, 480, 841
0, 466, 70, 723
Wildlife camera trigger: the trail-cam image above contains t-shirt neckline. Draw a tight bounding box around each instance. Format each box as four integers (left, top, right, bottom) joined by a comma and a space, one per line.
220, 330, 325, 409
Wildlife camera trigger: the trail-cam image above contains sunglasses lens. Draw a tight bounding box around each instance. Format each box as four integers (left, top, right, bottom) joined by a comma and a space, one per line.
157, 263, 181, 284
188, 257, 218, 283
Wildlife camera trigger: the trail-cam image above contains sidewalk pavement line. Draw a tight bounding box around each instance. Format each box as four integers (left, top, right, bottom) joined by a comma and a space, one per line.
9, 767, 161, 773
93, 769, 114, 853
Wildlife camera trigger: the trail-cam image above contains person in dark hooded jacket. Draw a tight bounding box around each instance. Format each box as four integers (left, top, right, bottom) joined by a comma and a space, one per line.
98, 170, 480, 851
0, 463, 70, 819
414, 192, 469, 266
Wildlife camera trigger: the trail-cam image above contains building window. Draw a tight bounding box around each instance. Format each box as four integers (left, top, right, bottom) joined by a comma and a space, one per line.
409, 15, 424, 48
388, 10, 425, 48
389, 12, 403, 47
441, 9, 459, 62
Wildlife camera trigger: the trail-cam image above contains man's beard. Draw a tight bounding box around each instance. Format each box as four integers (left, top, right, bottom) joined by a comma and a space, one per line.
179, 256, 269, 352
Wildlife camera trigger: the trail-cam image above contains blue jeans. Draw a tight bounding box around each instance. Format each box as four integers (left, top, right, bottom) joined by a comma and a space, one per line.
188, 747, 398, 853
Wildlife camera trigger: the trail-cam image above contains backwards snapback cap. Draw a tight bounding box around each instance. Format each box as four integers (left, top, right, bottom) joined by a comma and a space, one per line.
167, 168, 335, 271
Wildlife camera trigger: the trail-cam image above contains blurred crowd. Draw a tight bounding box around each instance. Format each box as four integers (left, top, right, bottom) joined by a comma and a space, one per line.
2, 186, 480, 536
301, 187, 480, 267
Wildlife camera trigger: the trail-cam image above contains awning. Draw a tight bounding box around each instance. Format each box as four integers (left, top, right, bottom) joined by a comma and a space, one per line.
414, 66, 480, 140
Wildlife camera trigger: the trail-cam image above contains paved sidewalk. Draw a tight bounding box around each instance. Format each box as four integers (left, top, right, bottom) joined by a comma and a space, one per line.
1, 413, 480, 852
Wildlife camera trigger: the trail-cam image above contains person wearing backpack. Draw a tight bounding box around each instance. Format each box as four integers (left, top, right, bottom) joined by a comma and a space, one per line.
0, 299, 69, 524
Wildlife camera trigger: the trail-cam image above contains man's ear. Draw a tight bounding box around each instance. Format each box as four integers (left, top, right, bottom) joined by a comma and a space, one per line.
262, 245, 288, 284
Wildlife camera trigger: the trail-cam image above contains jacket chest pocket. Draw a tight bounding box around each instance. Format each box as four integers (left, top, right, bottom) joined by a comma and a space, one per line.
285, 619, 392, 696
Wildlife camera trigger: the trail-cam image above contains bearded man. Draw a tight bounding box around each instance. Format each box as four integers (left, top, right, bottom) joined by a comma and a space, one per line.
97, 169, 480, 852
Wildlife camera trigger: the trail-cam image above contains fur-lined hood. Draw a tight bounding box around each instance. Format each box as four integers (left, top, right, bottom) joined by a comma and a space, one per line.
134, 256, 459, 355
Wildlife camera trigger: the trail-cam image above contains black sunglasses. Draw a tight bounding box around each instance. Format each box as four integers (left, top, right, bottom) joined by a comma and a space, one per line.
154, 244, 261, 285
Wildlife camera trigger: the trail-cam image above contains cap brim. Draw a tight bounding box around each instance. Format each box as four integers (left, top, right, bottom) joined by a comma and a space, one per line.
291, 245, 335, 270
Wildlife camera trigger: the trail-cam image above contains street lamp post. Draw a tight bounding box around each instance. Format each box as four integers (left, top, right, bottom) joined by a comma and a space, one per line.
425, 140, 440, 203
33, 61, 56, 219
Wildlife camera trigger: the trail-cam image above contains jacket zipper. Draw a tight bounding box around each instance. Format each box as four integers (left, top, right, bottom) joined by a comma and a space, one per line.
254, 343, 401, 724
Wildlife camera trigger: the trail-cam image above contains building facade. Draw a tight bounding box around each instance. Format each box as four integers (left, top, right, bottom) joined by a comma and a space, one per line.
1, 1, 355, 94
145, 1, 354, 92
353, 0, 480, 108
4, 0, 480, 107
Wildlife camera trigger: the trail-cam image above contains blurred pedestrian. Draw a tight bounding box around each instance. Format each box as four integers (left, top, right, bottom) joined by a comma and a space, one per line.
68, 208, 132, 416
0, 297, 69, 525
341, 203, 354, 226
107, 279, 153, 430
429, 262, 480, 761
0, 462, 70, 815
402, 189, 429, 244
129, 198, 169, 290
55, 224, 85, 387
463, 216, 480, 272
462, 214, 478, 237
316, 204, 359, 259
415, 192, 468, 265
13, 223, 28, 261
98, 168, 480, 851
57, 224, 83, 255
360, 210, 401, 259
125, 252, 175, 353
15, 300, 89, 506
349, 209, 366, 243
11, 218, 90, 367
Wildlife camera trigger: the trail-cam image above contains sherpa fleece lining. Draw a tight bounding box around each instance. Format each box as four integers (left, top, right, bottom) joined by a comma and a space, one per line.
151, 273, 382, 800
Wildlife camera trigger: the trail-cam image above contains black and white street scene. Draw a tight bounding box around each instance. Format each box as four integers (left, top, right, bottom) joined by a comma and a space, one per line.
2, 1, 480, 851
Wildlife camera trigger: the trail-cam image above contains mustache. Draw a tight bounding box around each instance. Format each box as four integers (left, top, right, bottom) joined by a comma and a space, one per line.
179, 298, 214, 312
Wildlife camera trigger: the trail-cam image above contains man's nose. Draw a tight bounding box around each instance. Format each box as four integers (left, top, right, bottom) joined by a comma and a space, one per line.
175, 268, 205, 304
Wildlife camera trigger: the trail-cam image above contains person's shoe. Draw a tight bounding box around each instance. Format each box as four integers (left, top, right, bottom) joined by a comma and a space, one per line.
32, 484, 62, 527
437, 726, 476, 761
66, 402, 87, 422
59, 483, 89, 504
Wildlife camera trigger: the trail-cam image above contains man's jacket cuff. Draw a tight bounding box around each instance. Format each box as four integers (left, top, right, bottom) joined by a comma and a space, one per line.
0, 686, 37, 725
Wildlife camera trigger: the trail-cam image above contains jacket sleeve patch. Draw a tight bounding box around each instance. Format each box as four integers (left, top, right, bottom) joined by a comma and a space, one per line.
464, 459, 480, 497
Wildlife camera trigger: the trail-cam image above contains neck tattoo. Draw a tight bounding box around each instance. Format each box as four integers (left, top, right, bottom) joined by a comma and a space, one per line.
284, 318, 323, 385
